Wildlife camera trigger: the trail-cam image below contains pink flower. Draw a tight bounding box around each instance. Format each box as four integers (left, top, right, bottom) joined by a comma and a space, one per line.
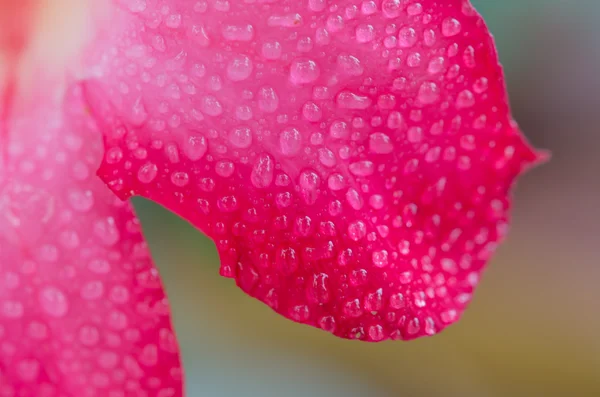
1, 0, 543, 393
0, 3, 183, 396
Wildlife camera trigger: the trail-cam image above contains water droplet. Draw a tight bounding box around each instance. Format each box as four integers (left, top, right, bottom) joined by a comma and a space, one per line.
473, 77, 489, 93
290, 59, 320, 84
368, 325, 385, 341
121, 0, 148, 12
365, 288, 384, 311
369, 132, 394, 154
183, 134, 208, 160
257, 86, 279, 113
201, 95, 223, 116
372, 250, 389, 267
361, 1, 378, 15
346, 188, 364, 210
355, 24, 375, 43
370, 194, 384, 209
279, 127, 302, 156
318, 148, 336, 167
319, 316, 336, 332
306, 273, 330, 303
268, 13, 303, 28
129, 98, 148, 126
348, 221, 367, 241
217, 195, 239, 212
329, 120, 350, 139
299, 170, 320, 191
138, 162, 158, 183
228, 127, 253, 149
289, 305, 310, 322
39, 287, 68, 317
407, 127, 423, 143
277, 247, 299, 274
442, 18, 462, 37
326, 15, 345, 32
222, 24, 254, 41
337, 54, 364, 76
349, 161, 375, 176
418, 82, 440, 104
382, 0, 402, 18
215, 160, 235, 177
250, 154, 274, 188
262, 40, 282, 60
302, 101, 323, 122
81, 280, 104, 300
308, 0, 327, 12
226, 55, 253, 81
344, 299, 363, 317
398, 27, 417, 48
171, 172, 190, 187
456, 89, 475, 108
389, 293, 405, 309
165, 13, 182, 29
78, 325, 100, 346
428, 56, 446, 74
336, 91, 372, 109
68, 189, 94, 212
2, 301, 24, 318
327, 173, 346, 191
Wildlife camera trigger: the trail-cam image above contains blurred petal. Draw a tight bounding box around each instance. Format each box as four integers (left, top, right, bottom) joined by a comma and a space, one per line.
0, 0, 35, 54
83, 0, 542, 341
0, 83, 183, 395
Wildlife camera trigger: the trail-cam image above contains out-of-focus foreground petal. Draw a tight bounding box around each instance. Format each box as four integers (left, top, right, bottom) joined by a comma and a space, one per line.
83, 0, 542, 341
0, 82, 183, 395
0, 0, 34, 54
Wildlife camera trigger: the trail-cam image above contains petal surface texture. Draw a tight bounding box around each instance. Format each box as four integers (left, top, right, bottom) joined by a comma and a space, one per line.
84, 0, 541, 341
0, 83, 183, 395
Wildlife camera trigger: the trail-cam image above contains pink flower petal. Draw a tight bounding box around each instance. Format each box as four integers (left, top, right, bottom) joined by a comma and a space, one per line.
83, 0, 542, 341
0, 84, 183, 394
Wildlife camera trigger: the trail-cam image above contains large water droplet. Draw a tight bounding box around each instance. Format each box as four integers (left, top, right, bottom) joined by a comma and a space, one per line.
369, 132, 394, 154
258, 86, 279, 113
337, 54, 364, 76
418, 82, 440, 104
228, 127, 253, 149
226, 55, 253, 81
290, 59, 320, 84
138, 162, 158, 183
39, 286, 68, 317
251, 154, 274, 188
222, 24, 254, 41
262, 40, 282, 60
398, 27, 417, 48
336, 91, 372, 109
280, 127, 302, 156
442, 17, 462, 37
348, 220, 367, 241
183, 134, 208, 160
355, 24, 375, 43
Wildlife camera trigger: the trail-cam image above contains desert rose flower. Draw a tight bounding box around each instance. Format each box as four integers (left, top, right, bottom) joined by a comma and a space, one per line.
0, 0, 542, 395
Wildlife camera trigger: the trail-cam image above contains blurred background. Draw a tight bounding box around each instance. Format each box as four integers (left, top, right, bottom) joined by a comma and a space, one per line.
125, 1, 600, 396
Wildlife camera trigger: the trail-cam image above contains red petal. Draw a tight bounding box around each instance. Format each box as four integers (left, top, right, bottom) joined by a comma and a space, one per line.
0, 84, 183, 394
83, 0, 542, 341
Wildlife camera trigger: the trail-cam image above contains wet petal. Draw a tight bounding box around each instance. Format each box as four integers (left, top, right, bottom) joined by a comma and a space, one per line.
0, 84, 183, 394
83, 0, 542, 341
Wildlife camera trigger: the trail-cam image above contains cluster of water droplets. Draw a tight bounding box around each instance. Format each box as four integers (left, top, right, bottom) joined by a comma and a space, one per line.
95, 0, 531, 340
0, 88, 182, 394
